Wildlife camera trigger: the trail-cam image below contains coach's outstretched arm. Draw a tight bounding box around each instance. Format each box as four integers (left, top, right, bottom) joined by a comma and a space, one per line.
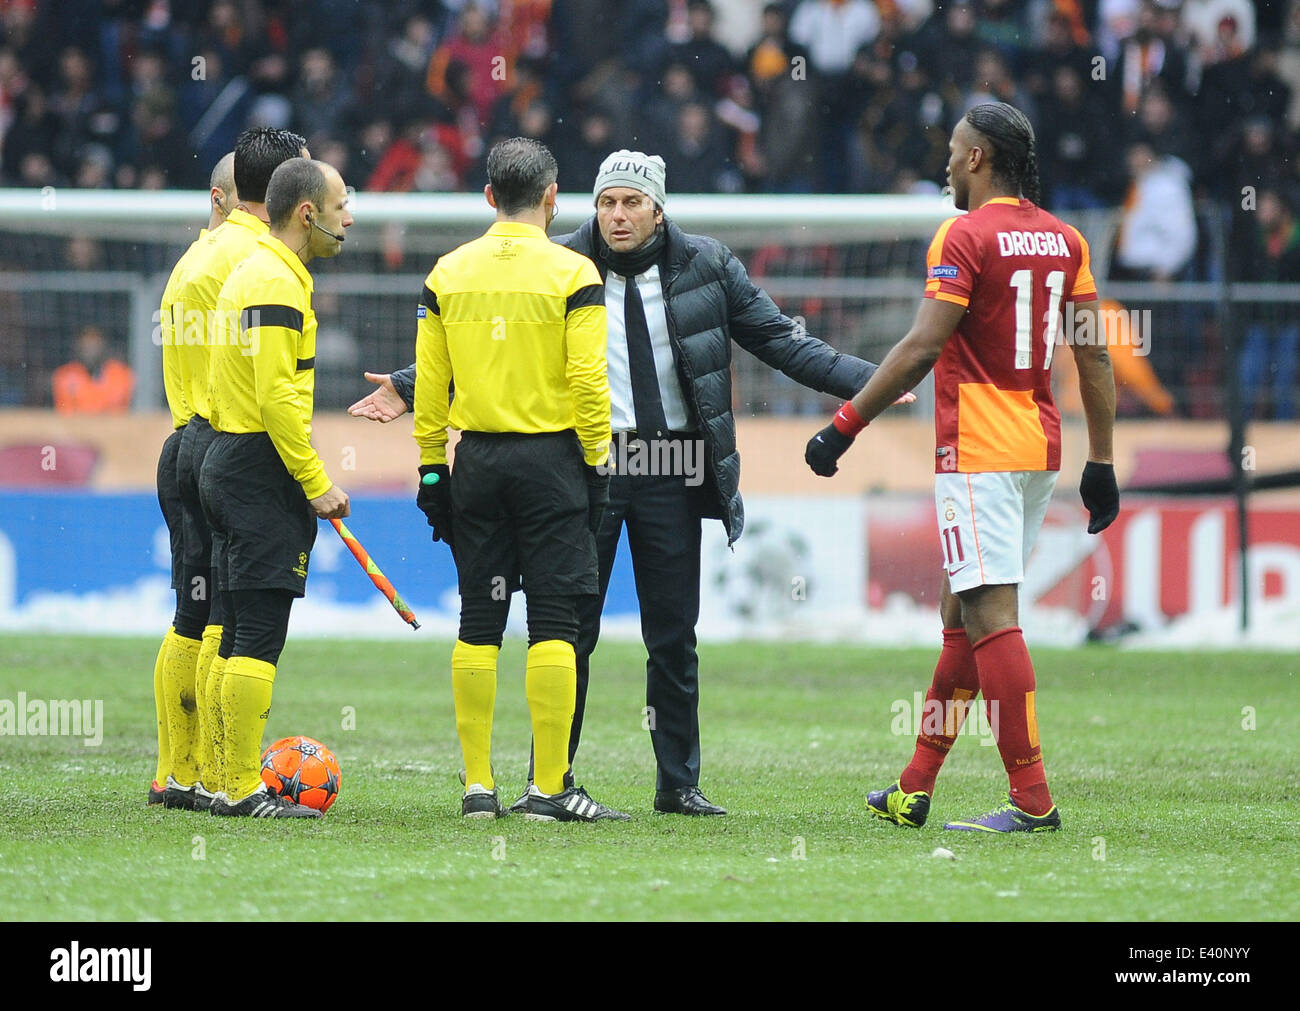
805, 298, 966, 476
1069, 299, 1120, 533
348, 368, 412, 421
350, 253, 905, 424
355, 274, 910, 421
721, 247, 878, 396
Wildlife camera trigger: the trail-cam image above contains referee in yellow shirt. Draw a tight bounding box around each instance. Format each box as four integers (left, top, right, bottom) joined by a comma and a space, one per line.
415, 137, 627, 821
150, 150, 235, 808
201, 158, 351, 818
164, 127, 307, 812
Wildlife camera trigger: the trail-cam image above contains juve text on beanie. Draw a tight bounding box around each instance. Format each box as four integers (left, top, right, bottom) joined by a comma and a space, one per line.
593, 149, 667, 208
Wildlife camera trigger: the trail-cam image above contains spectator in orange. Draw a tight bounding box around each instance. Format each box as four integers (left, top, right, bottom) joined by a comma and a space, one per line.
52, 325, 133, 413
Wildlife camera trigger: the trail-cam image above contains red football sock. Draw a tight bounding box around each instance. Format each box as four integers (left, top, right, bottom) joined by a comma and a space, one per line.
899, 628, 981, 796
972, 626, 1053, 816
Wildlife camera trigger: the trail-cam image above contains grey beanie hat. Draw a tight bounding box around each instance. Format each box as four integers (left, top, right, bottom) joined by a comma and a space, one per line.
593, 149, 667, 208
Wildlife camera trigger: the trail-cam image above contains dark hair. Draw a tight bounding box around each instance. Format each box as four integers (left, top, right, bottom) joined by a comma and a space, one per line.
234, 126, 308, 204
266, 158, 330, 230
964, 102, 1040, 204
486, 137, 558, 214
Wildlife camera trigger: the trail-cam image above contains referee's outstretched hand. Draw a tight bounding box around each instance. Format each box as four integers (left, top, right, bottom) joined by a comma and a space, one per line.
310, 484, 350, 520
417, 464, 453, 543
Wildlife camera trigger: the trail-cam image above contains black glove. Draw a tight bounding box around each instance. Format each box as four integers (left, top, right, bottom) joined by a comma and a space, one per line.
585, 464, 610, 534
805, 424, 855, 477
417, 463, 453, 543
1079, 460, 1119, 534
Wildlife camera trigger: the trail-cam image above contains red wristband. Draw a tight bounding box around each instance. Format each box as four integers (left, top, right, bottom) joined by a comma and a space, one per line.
832, 400, 868, 437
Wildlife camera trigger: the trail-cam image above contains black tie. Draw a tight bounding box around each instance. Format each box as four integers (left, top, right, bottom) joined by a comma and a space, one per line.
623, 273, 668, 436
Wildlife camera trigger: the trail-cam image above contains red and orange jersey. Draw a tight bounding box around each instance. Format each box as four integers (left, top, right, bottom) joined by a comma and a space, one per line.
924, 196, 1097, 473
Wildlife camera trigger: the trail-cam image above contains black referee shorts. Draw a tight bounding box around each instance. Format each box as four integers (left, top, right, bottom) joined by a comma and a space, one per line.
176, 413, 217, 569
199, 431, 318, 597
452, 430, 597, 600
155, 427, 185, 590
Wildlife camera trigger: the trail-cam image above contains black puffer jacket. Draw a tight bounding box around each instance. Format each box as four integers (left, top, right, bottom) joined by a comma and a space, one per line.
391, 216, 877, 543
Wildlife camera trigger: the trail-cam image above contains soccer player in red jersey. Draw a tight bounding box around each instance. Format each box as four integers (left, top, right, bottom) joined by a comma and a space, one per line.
806, 103, 1120, 832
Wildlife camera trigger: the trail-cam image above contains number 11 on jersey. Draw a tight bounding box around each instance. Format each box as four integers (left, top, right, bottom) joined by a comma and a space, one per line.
1010, 269, 1065, 370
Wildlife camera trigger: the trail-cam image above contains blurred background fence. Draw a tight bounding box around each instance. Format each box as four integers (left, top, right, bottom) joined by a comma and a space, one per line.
3, 190, 1293, 427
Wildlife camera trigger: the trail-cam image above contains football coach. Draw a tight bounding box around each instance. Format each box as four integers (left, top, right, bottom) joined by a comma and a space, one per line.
353, 150, 888, 815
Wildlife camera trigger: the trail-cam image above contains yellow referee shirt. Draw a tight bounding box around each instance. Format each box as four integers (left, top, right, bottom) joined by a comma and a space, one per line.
208, 233, 331, 500
173, 208, 269, 421
159, 227, 208, 429
414, 221, 610, 467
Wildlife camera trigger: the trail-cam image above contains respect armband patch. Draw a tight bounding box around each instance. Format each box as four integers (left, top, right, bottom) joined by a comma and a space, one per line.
416, 304, 427, 319
928, 265, 960, 280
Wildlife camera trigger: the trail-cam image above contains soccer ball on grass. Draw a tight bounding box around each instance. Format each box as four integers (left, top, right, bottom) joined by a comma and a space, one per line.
260, 736, 341, 813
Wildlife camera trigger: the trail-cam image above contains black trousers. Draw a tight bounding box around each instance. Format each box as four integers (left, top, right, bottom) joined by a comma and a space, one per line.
156, 427, 185, 591
450, 430, 595, 647
573, 464, 704, 792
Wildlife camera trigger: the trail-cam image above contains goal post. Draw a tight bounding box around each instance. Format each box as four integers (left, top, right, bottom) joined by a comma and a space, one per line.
0, 188, 957, 242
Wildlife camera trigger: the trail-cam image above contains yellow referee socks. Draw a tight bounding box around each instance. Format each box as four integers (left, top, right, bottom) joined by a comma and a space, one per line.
193, 624, 222, 786
220, 656, 275, 802
526, 640, 576, 796
152, 629, 172, 787
451, 641, 499, 790
161, 630, 202, 787
205, 654, 228, 794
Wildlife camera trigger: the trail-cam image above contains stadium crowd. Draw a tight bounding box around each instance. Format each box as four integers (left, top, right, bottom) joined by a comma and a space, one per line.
1, 0, 1298, 418
0, 0, 1293, 202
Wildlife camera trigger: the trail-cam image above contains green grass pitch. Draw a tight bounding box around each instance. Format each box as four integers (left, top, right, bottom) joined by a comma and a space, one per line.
1, 634, 1296, 921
